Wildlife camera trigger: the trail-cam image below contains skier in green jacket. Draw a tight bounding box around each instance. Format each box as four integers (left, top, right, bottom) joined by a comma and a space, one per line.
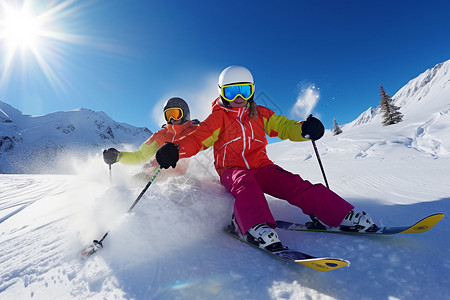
102, 97, 199, 179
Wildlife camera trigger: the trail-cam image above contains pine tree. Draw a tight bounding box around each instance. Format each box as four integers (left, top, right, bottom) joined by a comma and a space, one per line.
333, 118, 343, 135
379, 85, 403, 126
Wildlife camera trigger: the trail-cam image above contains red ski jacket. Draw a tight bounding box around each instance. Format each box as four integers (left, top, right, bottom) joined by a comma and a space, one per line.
176, 98, 309, 176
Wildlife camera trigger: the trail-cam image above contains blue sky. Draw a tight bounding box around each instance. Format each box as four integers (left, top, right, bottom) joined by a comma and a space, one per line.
1, 0, 450, 134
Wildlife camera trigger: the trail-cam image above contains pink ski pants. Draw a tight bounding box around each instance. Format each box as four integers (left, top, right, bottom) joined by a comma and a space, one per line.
220, 164, 354, 234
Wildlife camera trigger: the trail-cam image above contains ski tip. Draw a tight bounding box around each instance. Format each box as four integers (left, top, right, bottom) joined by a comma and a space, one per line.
80, 240, 104, 259
80, 247, 96, 259
296, 258, 350, 272
400, 213, 445, 234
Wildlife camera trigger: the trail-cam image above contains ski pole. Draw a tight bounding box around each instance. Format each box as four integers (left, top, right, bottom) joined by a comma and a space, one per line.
127, 166, 162, 212
81, 166, 162, 258
305, 137, 331, 228
310, 139, 329, 189
109, 164, 112, 183
304, 114, 329, 189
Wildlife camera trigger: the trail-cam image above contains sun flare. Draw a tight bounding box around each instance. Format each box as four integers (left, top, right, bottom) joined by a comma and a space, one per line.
0, 1, 122, 95
0, 0, 93, 92
2, 7, 40, 50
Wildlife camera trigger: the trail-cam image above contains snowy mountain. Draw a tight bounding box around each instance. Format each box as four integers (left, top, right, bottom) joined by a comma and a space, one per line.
340, 60, 450, 159
0, 60, 449, 300
348, 59, 450, 127
0, 100, 152, 173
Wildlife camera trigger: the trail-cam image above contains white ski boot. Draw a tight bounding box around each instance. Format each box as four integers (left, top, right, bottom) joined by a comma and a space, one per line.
230, 215, 286, 252
246, 223, 285, 252
339, 210, 378, 232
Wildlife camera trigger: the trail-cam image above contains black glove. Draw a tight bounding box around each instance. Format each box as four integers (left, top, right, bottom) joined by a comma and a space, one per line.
301, 116, 325, 140
156, 142, 180, 169
103, 148, 121, 165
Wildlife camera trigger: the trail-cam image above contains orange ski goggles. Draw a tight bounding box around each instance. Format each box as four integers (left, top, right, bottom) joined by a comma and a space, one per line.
164, 107, 183, 122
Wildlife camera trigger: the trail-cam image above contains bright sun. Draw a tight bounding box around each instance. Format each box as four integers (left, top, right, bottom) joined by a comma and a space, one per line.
1, 6, 41, 51
0, 6, 42, 55
0, 1, 117, 93
0, 0, 81, 90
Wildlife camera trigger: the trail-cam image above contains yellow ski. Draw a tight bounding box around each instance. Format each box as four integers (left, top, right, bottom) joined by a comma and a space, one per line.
224, 225, 350, 272
277, 213, 445, 235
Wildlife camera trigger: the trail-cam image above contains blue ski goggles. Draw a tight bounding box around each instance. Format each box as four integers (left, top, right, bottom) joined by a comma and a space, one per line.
220, 83, 255, 102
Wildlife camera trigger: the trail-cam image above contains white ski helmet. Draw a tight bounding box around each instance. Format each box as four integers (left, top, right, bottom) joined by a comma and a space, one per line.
218, 65, 254, 91
218, 66, 255, 106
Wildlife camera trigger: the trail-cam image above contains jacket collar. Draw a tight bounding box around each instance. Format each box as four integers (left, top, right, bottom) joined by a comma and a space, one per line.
212, 97, 249, 117
163, 120, 194, 132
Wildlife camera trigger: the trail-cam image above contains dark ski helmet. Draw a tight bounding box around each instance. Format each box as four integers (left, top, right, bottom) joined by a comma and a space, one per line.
163, 97, 190, 124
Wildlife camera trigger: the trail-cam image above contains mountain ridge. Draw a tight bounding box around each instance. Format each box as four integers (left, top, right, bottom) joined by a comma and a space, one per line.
0, 100, 152, 173
347, 59, 450, 128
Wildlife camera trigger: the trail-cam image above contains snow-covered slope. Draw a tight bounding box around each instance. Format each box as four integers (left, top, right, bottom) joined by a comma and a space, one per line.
0, 60, 449, 299
0, 100, 152, 174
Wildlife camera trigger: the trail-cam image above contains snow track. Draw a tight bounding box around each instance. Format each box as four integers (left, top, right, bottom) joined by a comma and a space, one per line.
0, 176, 70, 223
1, 149, 450, 300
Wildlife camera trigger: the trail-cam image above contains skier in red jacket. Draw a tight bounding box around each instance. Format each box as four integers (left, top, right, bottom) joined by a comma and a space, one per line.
155, 66, 377, 251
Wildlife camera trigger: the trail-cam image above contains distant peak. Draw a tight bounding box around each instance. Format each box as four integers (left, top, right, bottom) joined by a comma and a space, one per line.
0, 107, 13, 123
